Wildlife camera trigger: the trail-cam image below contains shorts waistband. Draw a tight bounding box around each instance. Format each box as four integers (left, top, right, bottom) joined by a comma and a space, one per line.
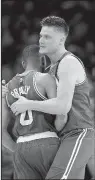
17, 131, 58, 143
59, 128, 94, 137
87, 128, 94, 130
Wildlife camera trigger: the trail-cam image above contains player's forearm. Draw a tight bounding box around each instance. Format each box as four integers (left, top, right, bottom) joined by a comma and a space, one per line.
2, 130, 16, 152
28, 98, 68, 115
54, 115, 67, 131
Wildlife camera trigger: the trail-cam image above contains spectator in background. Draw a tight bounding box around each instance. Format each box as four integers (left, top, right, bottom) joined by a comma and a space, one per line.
2, 65, 13, 83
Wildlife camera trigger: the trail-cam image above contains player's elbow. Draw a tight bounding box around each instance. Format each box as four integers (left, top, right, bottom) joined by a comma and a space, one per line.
57, 100, 71, 115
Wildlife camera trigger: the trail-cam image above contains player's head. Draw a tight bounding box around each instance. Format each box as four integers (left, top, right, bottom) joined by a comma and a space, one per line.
22, 44, 40, 70
39, 16, 69, 55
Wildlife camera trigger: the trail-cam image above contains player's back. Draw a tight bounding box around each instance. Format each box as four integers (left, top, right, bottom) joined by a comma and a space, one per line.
6, 70, 56, 138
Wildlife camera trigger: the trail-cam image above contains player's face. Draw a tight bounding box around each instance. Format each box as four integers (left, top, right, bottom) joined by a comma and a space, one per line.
39, 26, 62, 55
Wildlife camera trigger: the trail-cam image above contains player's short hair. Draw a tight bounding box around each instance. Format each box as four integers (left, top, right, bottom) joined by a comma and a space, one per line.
40, 16, 69, 37
22, 44, 39, 62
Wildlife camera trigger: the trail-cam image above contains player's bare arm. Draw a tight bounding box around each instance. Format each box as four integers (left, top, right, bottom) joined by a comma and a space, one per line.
2, 87, 17, 152
10, 57, 84, 120
40, 73, 68, 131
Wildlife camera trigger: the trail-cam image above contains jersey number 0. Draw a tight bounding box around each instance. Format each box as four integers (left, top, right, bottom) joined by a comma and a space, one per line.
20, 110, 33, 126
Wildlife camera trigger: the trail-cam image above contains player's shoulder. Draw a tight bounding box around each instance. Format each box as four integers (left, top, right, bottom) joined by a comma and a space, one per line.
59, 53, 84, 70
35, 72, 55, 86
7, 75, 17, 88
58, 53, 85, 75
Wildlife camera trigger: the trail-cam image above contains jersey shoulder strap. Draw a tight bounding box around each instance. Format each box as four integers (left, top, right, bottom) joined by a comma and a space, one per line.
55, 52, 86, 81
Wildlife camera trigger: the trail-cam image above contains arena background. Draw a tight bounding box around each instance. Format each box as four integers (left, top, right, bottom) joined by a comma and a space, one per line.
1, 0, 95, 179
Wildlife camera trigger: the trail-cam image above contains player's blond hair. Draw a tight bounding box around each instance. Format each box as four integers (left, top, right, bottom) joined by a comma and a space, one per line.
41, 16, 69, 38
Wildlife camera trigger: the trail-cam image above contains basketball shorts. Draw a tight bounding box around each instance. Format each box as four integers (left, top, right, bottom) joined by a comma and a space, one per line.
13, 137, 60, 179
46, 128, 95, 179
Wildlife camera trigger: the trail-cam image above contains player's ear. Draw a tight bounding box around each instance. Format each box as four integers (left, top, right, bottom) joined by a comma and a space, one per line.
22, 61, 26, 70
60, 36, 65, 45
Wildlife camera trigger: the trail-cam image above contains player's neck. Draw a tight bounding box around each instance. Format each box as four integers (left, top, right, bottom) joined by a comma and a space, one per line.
25, 65, 37, 72
48, 47, 67, 65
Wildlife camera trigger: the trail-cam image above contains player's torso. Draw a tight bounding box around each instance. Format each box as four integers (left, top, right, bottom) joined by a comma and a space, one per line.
6, 71, 56, 138
48, 52, 93, 134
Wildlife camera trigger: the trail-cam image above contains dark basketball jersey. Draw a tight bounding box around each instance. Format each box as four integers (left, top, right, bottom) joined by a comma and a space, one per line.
6, 70, 56, 138
48, 52, 94, 135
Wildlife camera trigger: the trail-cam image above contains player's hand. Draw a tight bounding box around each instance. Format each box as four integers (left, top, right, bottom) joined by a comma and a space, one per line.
2, 85, 8, 98
10, 96, 29, 115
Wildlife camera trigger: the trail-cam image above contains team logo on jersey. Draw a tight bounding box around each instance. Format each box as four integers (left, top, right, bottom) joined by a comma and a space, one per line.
11, 86, 30, 98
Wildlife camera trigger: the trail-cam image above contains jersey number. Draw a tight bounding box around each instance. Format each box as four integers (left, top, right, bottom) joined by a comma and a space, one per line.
20, 110, 33, 126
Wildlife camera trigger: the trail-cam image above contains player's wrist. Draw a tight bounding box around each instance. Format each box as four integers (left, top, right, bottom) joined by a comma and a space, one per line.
27, 100, 35, 111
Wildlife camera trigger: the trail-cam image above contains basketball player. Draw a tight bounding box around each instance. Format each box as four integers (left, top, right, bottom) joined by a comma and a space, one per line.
2, 45, 61, 179
11, 16, 95, 179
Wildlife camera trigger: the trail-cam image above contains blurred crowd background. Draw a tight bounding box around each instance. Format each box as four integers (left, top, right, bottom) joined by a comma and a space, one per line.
1, 0, 95, 78
1, 1, 95, 179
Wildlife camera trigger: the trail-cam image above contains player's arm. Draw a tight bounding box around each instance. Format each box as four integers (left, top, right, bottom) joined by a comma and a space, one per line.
43, 74, 57, 99
43, 74, 67, 130
2, 94, 16, 152
27, 57, 77, 115
11, 57, 78, 123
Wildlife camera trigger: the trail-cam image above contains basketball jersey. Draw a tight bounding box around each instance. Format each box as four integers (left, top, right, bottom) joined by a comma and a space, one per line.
48, 52, 94, 135
6, 70, 56, 138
